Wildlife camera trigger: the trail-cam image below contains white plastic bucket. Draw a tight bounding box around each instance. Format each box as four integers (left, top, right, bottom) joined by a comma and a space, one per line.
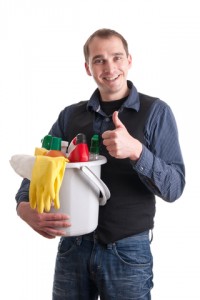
50, 155, 110, 236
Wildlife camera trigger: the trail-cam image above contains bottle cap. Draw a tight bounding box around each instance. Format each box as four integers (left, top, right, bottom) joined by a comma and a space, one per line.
90, 134, 99, 154
76, 133, 87, 144
61, 141, 69, 147
41, 135, 52, 150
50, 137, 62, 150
61, 140, 69, 154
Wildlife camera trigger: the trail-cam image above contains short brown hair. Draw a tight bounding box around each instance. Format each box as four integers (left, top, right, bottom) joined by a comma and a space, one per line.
83, 28, 129, 63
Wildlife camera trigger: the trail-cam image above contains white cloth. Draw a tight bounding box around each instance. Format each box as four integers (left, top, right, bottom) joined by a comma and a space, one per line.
9, 154, 35, 180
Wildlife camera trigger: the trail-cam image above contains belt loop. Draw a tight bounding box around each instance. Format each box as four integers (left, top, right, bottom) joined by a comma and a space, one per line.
106, 243, 114, 250
75, 236, 82, 246
94, 231, 98, 242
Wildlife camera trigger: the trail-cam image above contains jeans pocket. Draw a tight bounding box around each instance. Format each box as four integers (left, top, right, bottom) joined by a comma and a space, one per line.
57, 236, 77, 256
113, 237, 152, 267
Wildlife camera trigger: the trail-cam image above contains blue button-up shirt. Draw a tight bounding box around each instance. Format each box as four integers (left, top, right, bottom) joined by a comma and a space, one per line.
16, 81, 185, 205
86, 80, 185, 202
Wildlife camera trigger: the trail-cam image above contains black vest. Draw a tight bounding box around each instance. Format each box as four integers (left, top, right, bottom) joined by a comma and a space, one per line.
65, 94, 157, 244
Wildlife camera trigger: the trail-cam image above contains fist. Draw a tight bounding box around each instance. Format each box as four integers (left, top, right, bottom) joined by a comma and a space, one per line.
102, 111, 142, 160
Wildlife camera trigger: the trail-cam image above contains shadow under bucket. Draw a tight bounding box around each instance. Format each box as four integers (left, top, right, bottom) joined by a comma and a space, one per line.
51, 155, 110, 236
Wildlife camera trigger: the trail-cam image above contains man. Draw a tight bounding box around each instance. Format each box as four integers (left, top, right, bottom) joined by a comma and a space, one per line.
16, 28, 185, 299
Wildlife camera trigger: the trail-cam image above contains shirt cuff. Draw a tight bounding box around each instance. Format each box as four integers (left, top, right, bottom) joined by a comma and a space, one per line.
131, 145, 153, 177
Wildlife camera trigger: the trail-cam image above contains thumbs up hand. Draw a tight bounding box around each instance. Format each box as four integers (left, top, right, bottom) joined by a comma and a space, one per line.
102, 111, 142, 160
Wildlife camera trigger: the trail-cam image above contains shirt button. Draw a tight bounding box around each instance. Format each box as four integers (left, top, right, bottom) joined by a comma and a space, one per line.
140, 166, 144, 171
105, 117, 110, 122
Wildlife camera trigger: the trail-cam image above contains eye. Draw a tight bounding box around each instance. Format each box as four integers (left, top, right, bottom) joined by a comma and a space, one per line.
93, 59, 104, 64
114, 56, 122, 61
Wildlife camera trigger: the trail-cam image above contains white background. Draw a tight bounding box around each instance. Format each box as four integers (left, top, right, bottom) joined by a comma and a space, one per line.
0, 0, 199, 299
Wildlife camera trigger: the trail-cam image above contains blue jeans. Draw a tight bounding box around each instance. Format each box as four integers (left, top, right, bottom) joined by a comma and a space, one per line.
52, 231, 153, 300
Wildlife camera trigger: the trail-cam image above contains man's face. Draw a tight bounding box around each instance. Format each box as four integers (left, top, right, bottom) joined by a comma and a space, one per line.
85, 36, 132, 101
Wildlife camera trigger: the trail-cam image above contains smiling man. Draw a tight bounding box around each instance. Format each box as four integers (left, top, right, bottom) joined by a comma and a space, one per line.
15, 28, 185, 299
85, 34, 132, 101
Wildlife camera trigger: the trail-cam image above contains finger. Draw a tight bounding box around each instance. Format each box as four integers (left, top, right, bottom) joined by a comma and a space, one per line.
37, 187, 44, 213
48, 178, 55, 200
112, 111, 125, 129
53, 162, 65, 210
42, 212, 70, 221
54, 178, 60, 210
29, 183, 36, 210
35, 229, 56, 239
102, 130, 113, 139
44, 195, 51, 212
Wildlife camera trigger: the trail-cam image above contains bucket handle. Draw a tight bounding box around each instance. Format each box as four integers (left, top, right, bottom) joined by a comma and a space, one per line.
80, 166, 110, 206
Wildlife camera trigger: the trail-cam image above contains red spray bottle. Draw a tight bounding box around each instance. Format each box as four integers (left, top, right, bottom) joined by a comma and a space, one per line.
68, 133, 89, 162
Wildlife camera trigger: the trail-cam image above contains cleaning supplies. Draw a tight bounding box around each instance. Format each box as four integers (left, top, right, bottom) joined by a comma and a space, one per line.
68, 133, 89, 162
45, 137, 66, 158
90, 134, 99, 160
29, 155, 67, 213
41, 134, 52, 150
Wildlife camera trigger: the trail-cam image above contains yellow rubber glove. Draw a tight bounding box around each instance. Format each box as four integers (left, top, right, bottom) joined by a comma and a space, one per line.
34, 147, 48, 156
29, 155, 68, 213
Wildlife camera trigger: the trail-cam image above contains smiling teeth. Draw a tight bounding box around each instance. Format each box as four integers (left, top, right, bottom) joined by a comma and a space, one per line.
105, 76, 118, 81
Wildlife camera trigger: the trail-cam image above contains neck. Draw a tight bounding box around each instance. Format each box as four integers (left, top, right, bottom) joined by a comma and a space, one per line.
100, 86, 130, 102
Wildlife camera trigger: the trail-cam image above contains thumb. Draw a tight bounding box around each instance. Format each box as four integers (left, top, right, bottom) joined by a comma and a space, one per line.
112, 111, 125, 129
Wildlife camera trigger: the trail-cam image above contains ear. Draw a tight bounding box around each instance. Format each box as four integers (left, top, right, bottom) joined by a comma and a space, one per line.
85, 62, 92, 76
127, 54, 132, 69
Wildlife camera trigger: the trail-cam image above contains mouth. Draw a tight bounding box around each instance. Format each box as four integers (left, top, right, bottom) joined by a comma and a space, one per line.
103, 75, 120, 81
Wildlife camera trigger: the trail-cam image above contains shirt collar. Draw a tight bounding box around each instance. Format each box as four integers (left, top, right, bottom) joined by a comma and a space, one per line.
87, 80, 140, 113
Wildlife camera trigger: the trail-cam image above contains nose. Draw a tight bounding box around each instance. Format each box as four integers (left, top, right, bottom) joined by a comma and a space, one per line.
103, 60, 116, 73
